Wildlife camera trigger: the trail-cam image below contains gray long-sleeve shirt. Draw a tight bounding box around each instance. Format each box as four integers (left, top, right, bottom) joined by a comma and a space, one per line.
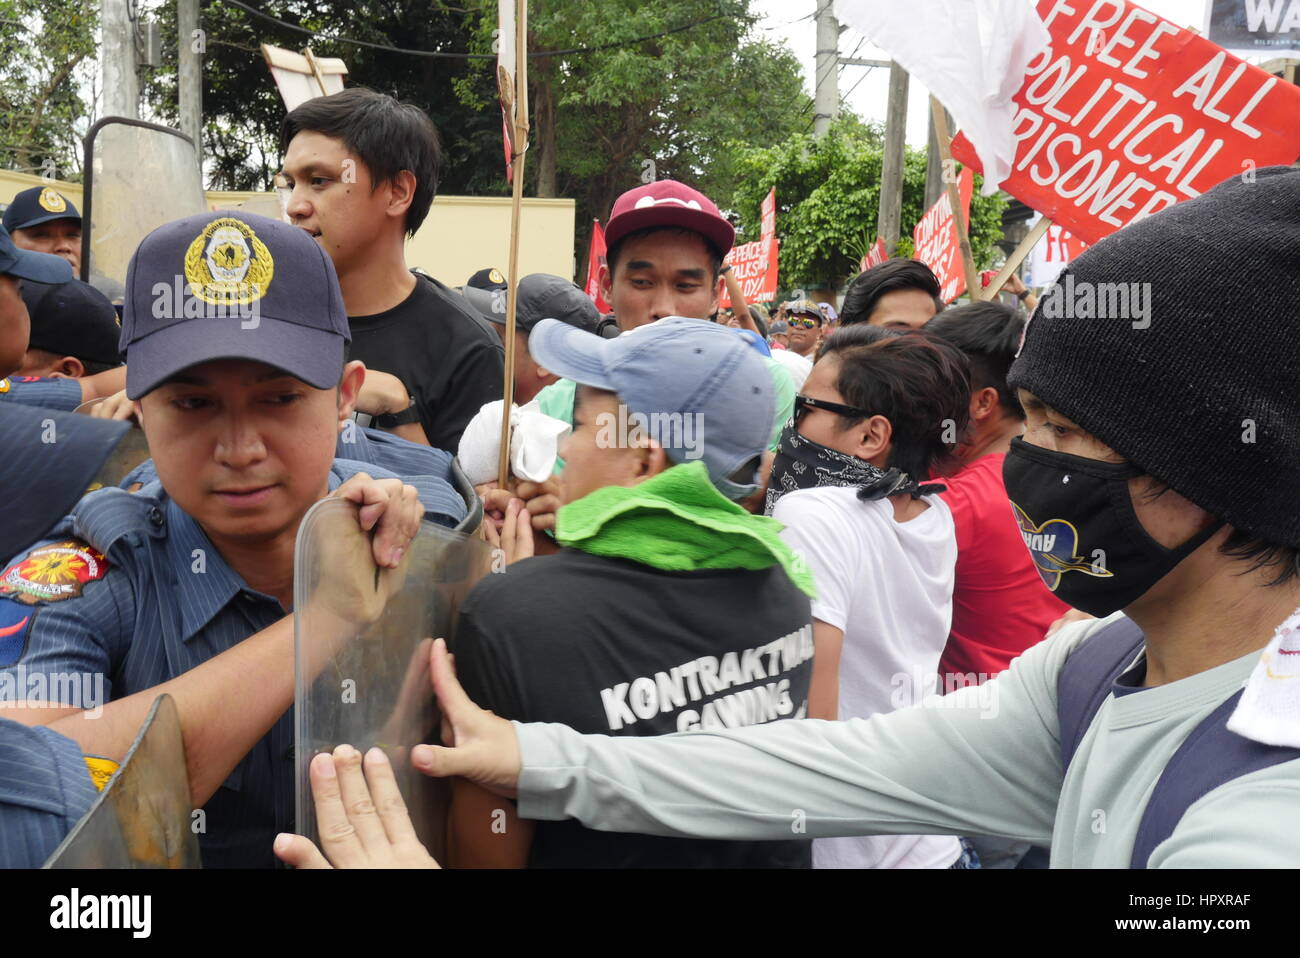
515, 613, 1300, 867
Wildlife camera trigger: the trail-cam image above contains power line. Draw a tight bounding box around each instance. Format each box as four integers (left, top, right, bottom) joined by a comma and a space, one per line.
216, 0, 730, 61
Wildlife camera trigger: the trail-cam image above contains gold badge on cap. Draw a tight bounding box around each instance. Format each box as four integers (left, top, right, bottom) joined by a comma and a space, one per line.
184, 217, 274, 306
37, 188, 67, 213
489, 268, 505, 284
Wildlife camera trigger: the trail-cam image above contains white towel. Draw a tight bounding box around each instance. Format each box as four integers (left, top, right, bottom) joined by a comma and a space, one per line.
456, 398, 570, 486
1227, 607, 1300, 748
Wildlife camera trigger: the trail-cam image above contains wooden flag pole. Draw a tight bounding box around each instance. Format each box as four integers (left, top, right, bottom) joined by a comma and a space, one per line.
497, 0, 530, 488
929, 96, 978, 301
983, 216, 1050, 300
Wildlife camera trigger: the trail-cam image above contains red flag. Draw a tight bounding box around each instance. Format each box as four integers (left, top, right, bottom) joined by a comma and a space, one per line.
584, 219, 611, 314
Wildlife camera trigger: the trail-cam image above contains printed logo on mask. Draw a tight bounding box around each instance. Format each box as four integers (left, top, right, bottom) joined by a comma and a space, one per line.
1012, 503, 1112, 591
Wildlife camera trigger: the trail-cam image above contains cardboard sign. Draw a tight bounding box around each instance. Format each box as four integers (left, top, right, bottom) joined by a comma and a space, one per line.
859, 237, 888, 273
952, 0, 1300, 244
721, 188, 778, 307
913, 167, 974, 303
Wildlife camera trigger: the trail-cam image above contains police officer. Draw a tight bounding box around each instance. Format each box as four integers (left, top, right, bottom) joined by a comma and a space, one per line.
3, 186, 82, 273
0, 226, 133, 868
0, 210, 450, 867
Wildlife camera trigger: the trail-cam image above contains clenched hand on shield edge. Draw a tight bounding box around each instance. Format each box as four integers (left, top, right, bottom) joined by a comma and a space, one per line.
276, 639, 523, 869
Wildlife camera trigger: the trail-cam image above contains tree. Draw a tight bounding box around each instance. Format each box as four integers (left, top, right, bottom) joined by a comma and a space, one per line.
0, 0, 97, 180
455, 0, 812, 261
731, 114, 1008, 294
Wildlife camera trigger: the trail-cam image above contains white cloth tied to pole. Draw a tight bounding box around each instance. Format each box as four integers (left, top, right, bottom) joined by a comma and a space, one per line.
457, 398, 570, 486
833, 0, 1050, 194
1228, 607, 1300, 748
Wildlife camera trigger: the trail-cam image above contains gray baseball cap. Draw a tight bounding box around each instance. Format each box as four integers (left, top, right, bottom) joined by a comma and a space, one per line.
528, 316, 774, 499
119, 210, 350, 398
462, 273, 602, 335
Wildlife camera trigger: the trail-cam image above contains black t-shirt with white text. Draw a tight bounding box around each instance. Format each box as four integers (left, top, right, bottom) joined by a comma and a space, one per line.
347, 275, 504, 453
453, 548, 814, 868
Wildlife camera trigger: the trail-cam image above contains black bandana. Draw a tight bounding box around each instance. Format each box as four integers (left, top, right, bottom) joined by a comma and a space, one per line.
764, 420, 945, 515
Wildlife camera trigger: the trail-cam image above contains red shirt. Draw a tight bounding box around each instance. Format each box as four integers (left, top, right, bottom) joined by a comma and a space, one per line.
935, 453, 1070, 684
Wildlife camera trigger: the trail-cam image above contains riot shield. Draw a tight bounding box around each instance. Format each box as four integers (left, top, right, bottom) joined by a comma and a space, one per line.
294, 498, 494, 863
74, 399, 152, 490
81, 118, 207, 299
44, 694, 200, 868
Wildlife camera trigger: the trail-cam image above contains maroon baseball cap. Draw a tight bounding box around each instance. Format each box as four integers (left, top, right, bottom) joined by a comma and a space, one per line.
604, 180, 735, 257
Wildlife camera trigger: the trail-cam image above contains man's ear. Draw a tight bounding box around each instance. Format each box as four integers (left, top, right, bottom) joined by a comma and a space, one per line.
597, 262, 613, 303
633, 441, 671, 483
337, 360, 366, 422
855, 414, 893, 463
709, 274, 724, 316
970, 386, 1000, 423
386, 170, 417, 220
47, 356, 85, 379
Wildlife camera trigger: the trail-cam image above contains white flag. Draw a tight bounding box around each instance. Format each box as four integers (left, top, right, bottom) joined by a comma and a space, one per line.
834, 0, 1049, 194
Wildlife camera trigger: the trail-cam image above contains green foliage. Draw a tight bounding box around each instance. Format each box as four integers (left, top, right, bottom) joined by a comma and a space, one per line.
0, 0, 97, 180
731, 115, 1007, 292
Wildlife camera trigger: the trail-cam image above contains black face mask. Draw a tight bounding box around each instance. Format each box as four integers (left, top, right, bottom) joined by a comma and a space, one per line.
764, 420, 943, 516
1002, 437, 1223, 617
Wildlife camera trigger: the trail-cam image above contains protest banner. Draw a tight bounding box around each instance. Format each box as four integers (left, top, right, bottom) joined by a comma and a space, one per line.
952, 0, 1300, 245
859, 237, 887, 273
720, 188, 778, 308
1023, 214, 1089, 287
913, 167, 974, 303
584, 219, 611, 314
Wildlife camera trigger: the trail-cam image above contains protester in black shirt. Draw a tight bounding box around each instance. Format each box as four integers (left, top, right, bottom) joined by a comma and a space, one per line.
279, 88, 504, 451
447, 317, 816, 869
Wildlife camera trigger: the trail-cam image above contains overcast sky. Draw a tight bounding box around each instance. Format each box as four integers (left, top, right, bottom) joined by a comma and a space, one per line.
752, 0, 1212, 147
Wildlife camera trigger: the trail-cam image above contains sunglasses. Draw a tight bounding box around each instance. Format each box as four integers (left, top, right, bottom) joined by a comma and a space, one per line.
794, 394, 871, 422
788, 315, 821, 329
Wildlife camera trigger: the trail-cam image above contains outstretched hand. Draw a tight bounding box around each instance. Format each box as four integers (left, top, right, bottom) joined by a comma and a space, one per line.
411, 638, 522, 798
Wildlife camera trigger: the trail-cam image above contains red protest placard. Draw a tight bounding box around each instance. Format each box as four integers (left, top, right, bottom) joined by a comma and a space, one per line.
859, 237, 888, 273
913, 167, 974, 303
721, 188, 778, 307
584, 218, 611, 314
952, 0, 1300, 244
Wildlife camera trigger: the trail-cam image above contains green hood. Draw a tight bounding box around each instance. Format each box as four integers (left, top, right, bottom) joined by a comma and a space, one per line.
556, 461, 816, 598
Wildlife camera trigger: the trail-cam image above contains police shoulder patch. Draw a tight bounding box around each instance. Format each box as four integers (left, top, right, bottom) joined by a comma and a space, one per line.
0, 597, 35, 667
0, 540, 111, 606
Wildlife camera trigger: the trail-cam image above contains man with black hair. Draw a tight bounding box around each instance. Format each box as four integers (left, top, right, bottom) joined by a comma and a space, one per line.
841, 259, 945, 330
280, 88, 503, 451
16, 279, 121, 378
922, 301, 1070, 698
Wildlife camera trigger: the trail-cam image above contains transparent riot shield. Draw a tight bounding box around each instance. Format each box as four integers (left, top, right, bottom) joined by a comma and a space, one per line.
294, 498, 494, 863
81, 118, 207, 299
44, 694, 200, 868
74, 399, 152, 490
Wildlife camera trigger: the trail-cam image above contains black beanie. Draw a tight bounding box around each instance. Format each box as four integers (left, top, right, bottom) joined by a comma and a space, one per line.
1008, 166, 1300, 549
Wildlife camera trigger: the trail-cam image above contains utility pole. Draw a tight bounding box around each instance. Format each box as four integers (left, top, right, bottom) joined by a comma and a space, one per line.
877, 61, 909, 254
101, 0, 139, 119
813, 0, 839, 138
924, 103, 950, 209
178, 0, 202, 159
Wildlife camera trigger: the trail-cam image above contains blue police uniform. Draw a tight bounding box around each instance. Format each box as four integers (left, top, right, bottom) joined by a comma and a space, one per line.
0, 458, 465, 868
0, 718, 97, 868
0, 375, 84, 412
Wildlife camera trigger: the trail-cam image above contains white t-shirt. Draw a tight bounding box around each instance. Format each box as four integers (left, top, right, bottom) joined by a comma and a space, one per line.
773, 485, 961, 869
769, 349, 813, 391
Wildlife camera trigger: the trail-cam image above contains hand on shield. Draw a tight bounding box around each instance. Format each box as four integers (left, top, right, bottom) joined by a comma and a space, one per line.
312, 474, 422, 629
87, 389, 138, 422
273, 745, 440, 869
411, 638, 522, 798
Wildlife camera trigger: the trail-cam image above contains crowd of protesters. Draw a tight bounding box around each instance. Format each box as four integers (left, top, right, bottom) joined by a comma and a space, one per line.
1, 85, 1298, 872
